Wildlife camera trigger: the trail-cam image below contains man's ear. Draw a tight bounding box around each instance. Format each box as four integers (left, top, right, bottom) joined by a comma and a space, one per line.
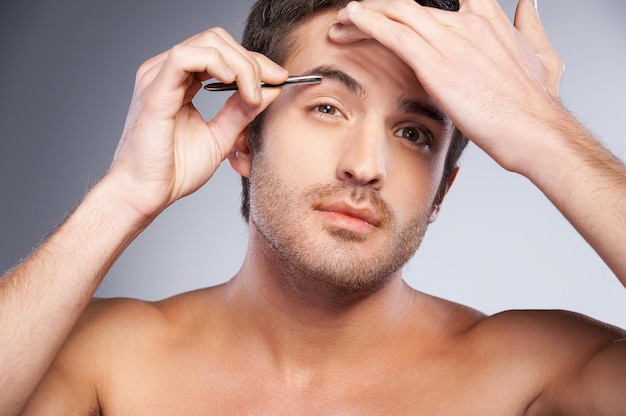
428, 165, 460, 224
226, 127, 253, 178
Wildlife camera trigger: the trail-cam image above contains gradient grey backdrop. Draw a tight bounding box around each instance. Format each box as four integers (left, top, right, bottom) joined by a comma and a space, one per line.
1, 0, 625, 328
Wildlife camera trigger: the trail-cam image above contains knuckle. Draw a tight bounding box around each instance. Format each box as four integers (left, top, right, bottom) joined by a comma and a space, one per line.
136, 61, 151, 79
208, 26, 228, 38
460, 12, 492, 36
205, 46, 220, 61
391, 25, 415, 47
201, 27, 228, 44
546, 53, 564, 74
169, 43, 186, 59
468, 14, 491, 31
136, 54, 162, 79
135, 61, 157, 89
555, 60, 565, 76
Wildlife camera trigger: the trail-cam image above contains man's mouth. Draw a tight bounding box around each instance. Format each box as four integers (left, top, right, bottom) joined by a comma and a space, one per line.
315, 201, 380, 233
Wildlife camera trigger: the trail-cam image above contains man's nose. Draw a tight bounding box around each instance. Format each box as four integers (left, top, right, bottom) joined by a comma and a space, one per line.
336, 124, 387, 190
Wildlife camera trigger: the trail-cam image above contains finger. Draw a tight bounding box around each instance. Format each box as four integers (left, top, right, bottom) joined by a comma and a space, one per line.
208, 88, 283, 160
426, 2, 543, 83
341, 0, 469, 52
155, 44, 256, 107
337, 1, 446, 71
139, 30, 288, 118
514, 0, 551, 56
145, 28, 260, 105
156, 44, 235, 98
182, 76, 204, 105
134, 42, 234, 106
328, 22, 373, 44
249, 51, 290, 85
184, 29, 263, 103
514, 0, 564, 98
135, 52, 168, 93
432, 0, 518, 50
182, 28, 287, 101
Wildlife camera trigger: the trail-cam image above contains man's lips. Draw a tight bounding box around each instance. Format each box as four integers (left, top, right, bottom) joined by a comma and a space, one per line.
315, 201, 380, 228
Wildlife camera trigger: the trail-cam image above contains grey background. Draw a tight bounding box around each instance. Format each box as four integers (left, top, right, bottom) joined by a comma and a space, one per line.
1, 1, 624, 328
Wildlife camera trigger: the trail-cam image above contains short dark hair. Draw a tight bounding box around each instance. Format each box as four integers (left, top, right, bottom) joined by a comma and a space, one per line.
240, 0, 468, 221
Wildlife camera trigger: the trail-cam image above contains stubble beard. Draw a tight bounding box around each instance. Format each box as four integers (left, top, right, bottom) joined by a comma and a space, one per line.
248, 154, 432, 300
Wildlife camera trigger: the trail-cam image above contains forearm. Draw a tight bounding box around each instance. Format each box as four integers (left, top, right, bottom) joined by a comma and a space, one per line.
0, 175, 150, 416
519, 107, 626, 286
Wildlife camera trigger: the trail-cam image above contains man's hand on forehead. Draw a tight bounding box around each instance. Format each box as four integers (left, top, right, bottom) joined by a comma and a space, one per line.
327, 0, 563, 175
330, 0, 557, 94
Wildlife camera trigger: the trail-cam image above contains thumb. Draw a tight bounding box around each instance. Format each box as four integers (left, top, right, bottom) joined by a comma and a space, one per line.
208, 88, 281, 161
514, 0, 564, 99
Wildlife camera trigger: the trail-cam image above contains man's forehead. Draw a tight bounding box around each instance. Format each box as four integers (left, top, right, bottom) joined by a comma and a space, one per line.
283, 10, 451, 126
287, 11, 420, 88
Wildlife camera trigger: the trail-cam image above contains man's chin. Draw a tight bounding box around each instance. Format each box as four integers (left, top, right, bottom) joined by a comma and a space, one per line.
325, 226, 369, 243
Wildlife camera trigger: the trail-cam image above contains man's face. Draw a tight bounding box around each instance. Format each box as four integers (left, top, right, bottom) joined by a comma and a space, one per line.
247, 10, 454, 293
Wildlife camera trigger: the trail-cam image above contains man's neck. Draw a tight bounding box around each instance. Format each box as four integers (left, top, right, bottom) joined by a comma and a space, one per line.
221, 225, 421, 370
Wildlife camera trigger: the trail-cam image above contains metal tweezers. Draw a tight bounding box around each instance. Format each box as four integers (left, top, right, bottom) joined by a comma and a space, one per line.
204, 75, 322, 91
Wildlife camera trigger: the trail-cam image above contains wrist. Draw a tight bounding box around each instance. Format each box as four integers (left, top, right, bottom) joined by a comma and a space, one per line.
506, 102, 577, 180
85, 173, 161, 236
98, 166, 174, 226
512, 104, 618, 196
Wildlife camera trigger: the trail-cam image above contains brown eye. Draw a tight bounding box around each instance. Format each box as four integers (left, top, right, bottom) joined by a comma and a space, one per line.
394, 127, 433, 147
395, 127, 432, 146
400, 127, 419, 141
316, 104, 337, 115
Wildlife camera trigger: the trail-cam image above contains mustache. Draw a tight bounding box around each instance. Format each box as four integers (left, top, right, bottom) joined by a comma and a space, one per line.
304, 182, 395, 228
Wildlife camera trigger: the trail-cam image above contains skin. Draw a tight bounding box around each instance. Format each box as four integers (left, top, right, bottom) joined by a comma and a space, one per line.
2, 0, 624, 415
246, 32, 453, 301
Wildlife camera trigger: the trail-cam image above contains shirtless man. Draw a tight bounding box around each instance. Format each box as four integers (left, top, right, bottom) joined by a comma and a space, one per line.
2, 0, 625, 414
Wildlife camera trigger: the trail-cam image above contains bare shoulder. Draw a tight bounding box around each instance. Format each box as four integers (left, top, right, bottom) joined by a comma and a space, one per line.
23, 287, 224, 414
471, 309, 625, 356
81, 284, 227, 344
467, 309, 626, 414
422, 292, 624, 345
417, 294, 625, 414
21, 297, 166, 414
74, 286, 227, 361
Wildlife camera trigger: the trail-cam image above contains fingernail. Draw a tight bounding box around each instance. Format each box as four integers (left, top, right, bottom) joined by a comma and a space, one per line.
532, 0, 538, 9
329, 23, 343, 34
256, 87, 263, 102
338, 7, 347, 19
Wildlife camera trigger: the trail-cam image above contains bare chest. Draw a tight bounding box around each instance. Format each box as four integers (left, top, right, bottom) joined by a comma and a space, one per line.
100, 353, 540, 416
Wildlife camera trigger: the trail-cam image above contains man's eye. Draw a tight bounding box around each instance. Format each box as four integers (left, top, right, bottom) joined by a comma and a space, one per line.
395, 127, 430, 144
316, 104, 338, 115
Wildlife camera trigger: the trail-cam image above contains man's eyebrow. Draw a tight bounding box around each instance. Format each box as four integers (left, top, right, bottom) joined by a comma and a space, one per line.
303, 65, 367, 99
301, 66, 450, 128
396, 98, 451, 129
